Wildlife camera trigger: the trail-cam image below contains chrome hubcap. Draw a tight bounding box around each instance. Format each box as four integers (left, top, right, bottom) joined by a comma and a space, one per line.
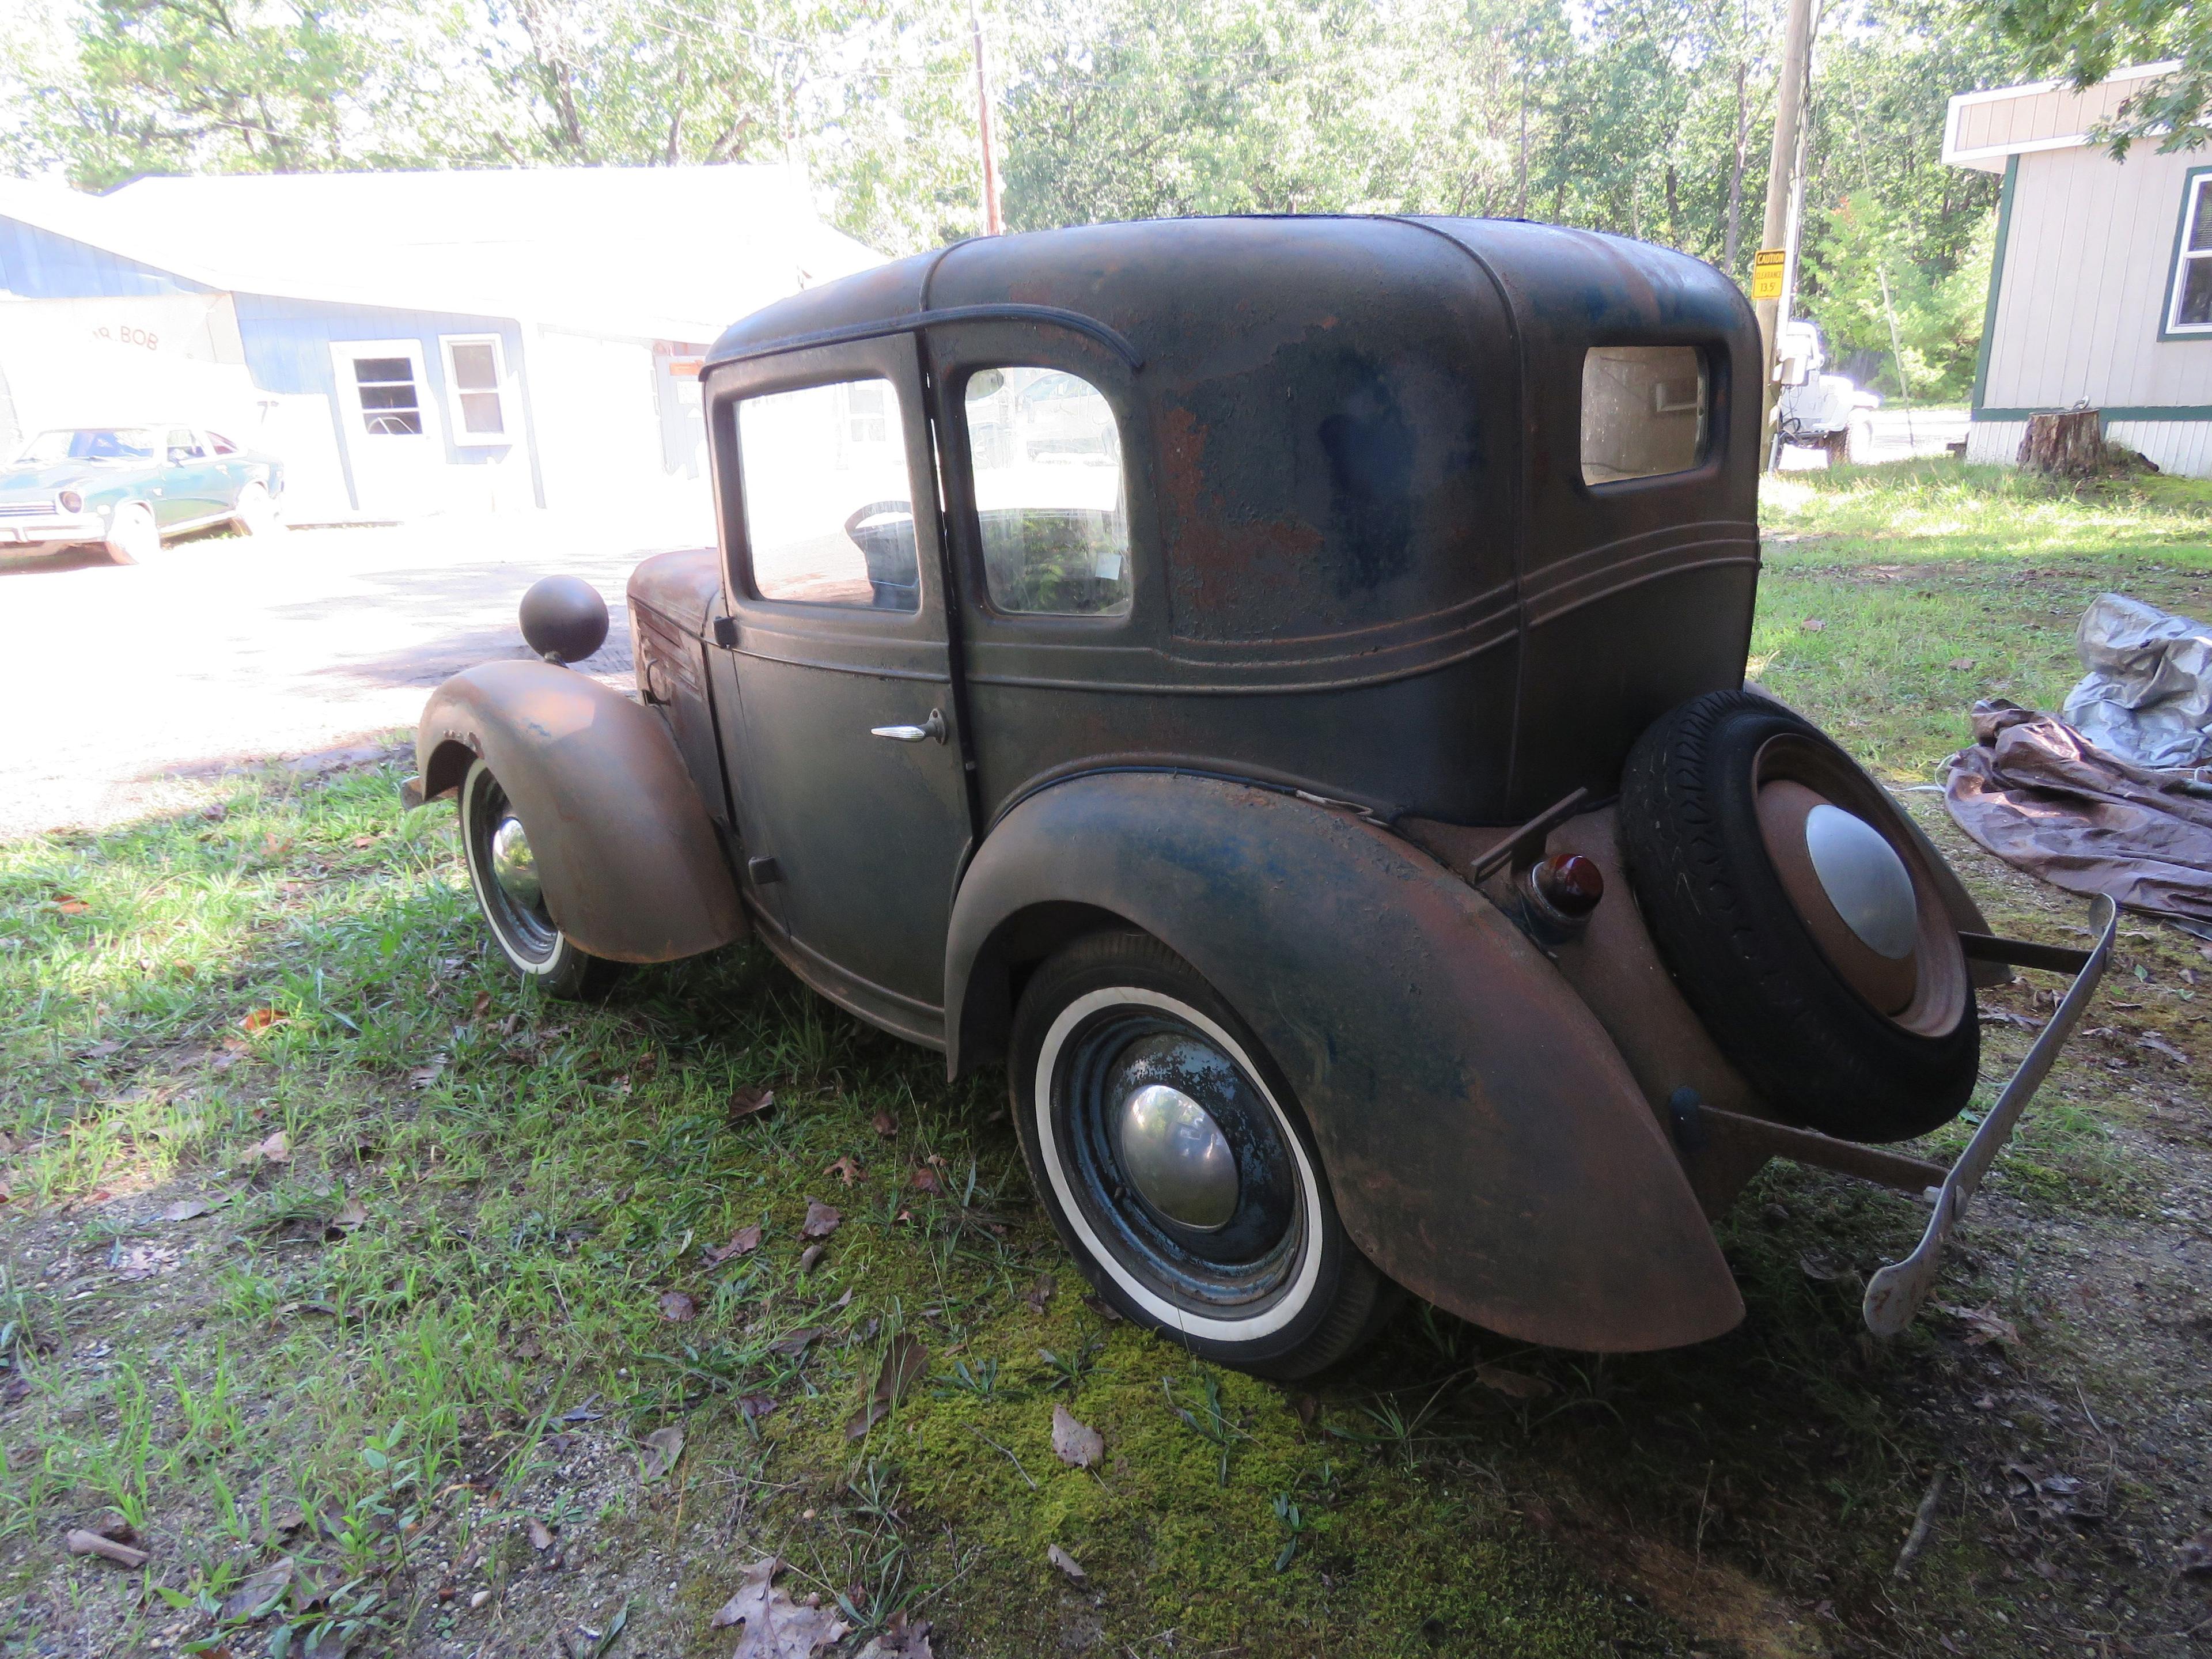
1116, 1083, 1238, 1230
1804, 804, 1917, 960
490, 815, 543, 911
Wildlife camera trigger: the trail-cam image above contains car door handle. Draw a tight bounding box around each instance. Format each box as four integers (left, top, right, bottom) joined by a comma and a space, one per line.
872, 709, 947, 744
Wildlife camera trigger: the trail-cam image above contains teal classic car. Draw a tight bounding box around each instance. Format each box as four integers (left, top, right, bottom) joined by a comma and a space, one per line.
0, 425, 284, 565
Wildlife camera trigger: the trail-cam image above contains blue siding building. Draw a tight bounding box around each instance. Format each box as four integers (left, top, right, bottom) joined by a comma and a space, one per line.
0, 168, 880, 518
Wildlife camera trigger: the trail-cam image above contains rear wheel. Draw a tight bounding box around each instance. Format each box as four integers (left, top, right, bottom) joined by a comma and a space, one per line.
1010, 931, 1395, 1378
103, 503, 160, 566
459, 757, 620, 999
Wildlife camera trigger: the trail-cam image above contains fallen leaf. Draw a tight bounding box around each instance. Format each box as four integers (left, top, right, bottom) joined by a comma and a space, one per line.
730, 1085, 777, 1121
797, 1243, 824, 1274
706, 1225, 763, 1265
407, 1062, 446, 1089
1474, 1363, 1553, 1400
846, 1334, 927, 1440
768, 1327, 823, 1357
738, 1392, 779, 1421
160, 1197, 213, 1222
470, 990, 492, 1018
2138, 1032, 2189, 1063
1943, 1304, 2021, 1347
2180, 1530, 2212, 1576
1947, 657, 1977, 671
218, 1555, 293, 1620
252, 1131, 290, 1165
527, 1517, 554, 1551
639, 1424, 685, 1478
1024, 1274, 1055, 1315
1046, 1543, 1086, 1582
1798, 1251, 1857, 1283
329, 1198, 367, 1233
54, 895, 89, 915
1051, 1402, 1103, 1468
910, 1165, 944, 1196
65, 1528, 149, 1568
855, 1611, 933, 1658
660, 1291, 698, 1323
710, 1556, 851, 1658
870, 1111, 899, 1138
560, 1396, 604, 1423
1291, 1393, 1319, 1428
241, 1007, 287, 1034
252, 1504, 306, 1547
1800, 618, 1827, 632
824, 1156, 863, 1186
802, 1200, 841, 1239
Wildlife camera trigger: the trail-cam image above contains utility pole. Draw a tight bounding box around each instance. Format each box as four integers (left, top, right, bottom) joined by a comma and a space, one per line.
1753, 0, 1815, 438
968, 0, 1004, 236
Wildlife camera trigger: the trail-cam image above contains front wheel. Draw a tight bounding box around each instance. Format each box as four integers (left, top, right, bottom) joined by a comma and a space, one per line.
458, 757, 620, 999
1010, 931, 1395, 1379
103, 503, 161, 566
233, 481, 281, 537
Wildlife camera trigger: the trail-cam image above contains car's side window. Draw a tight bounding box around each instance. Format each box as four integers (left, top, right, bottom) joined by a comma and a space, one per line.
736, 378, 918, 612
960, 366, 1131, 618
166, 428, 207, 462
1580, 346, 1709, 484
209, 433, 238, 455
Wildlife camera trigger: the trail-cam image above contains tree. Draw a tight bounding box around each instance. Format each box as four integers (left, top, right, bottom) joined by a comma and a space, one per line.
1968, 0, 2208, 156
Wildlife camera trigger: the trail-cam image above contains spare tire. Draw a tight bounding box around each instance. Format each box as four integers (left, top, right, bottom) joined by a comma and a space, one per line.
1620, 690, 1978, 1142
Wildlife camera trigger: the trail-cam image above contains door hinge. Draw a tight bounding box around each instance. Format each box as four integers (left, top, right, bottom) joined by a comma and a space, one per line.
747, 855, 783, 885
711, 615, 738, 649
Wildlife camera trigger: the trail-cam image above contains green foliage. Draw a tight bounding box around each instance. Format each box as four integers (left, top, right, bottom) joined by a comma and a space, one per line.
1969, 0, 2210, 156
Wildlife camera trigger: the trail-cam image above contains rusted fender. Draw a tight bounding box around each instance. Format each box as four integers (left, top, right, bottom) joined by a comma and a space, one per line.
416, 661, 745, 964
946, 772, 1743, 1352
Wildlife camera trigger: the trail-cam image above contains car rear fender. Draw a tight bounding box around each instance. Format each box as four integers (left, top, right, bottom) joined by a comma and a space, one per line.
944, 771, 1742, 1353
416, 660, 745, 964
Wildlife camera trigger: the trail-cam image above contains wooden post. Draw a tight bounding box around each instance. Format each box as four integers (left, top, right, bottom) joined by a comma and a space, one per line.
2018, 410, 2104, 477
1754, 0, 1817, 438
969, 0, 1003, 237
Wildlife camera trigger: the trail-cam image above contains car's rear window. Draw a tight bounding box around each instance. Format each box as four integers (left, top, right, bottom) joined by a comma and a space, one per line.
1580, 346, 1709, 484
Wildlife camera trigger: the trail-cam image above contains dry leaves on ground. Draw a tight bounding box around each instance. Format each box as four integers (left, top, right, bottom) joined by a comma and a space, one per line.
730, 1086, 777, 1122
855, 1612, 933, 1658
1025, 1274, 1054, 1314
1051, 1403, 1103, 1469
1800, 618, 1827, 633
797, 1244, 824, 1274
909, 1166, 944, 1197
639, 1425, 685, 1478
1046, 1544, 1086, 1582
527, 1517, 555, 1551
824, 1157, 863, 1186
1474, 1363, 1553, 1400
706, 1225, 763, 1266
846, 1334, 927, 1440
328, 1197, 366, 1233
710, 1557, 851, 1659
218, 1556, 293, 1621
660, 1291, 698, 1323
251, 1131, 291, 1165
1945, 1304, 2022, 1347
159, 1196, 215, 1222
802, 1200, 841, 1239
241, 1007, 288, 1034
870, 1111, 899, 1138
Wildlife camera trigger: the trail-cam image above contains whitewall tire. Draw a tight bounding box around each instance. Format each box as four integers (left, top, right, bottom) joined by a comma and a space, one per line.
1009, 930, 1395, 1378
458, 757, 619, 999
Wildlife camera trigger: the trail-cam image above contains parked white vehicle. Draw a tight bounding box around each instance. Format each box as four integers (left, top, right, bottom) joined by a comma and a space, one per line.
1773, 320, 1880, 464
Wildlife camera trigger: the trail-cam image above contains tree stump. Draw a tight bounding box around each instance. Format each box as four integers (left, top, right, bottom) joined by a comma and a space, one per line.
2018, 409, 2104, 476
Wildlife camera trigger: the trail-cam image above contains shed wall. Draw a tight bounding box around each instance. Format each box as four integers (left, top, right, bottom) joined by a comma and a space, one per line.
1981, 145, 2211, 412
0, 219, 206, 300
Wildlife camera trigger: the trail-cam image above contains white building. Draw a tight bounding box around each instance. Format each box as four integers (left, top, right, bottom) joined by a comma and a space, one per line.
0, 166, 881, 519
1944, 63, 2212, 478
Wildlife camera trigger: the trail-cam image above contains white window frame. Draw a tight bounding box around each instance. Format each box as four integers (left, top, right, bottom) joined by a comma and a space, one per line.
2168, 172, 2212, 338
440, 333, 514, 447
330, 340, 438, 444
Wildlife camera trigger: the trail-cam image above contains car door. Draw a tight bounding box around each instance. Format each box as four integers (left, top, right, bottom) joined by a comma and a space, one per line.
705, 334, 975, 1046
153, 429, 219, 527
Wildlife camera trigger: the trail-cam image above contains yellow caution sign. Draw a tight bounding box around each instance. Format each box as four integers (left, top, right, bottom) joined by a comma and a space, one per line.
1751, 247, 1787, 300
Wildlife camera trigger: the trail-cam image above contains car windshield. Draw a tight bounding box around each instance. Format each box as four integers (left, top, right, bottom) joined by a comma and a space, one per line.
16, 428, 160, 464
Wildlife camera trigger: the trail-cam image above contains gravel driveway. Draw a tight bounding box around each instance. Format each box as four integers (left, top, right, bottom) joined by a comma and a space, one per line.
0, 507, 709, 839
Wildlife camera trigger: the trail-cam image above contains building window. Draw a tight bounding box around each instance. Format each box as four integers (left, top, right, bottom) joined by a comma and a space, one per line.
353, 355, 424, 436
442, 335, 510, 442
2169, 172, 2212, 335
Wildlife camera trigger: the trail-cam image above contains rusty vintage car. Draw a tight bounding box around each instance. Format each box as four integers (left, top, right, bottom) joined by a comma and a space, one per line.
410, 217, 2113, 1380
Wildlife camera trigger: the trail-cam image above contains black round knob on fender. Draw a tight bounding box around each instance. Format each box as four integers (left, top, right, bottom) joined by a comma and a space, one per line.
518, 575, 609, 665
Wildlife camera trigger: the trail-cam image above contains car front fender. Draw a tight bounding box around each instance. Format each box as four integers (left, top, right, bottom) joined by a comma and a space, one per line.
945, 771, 1743, 1353
416, 660, 745, 964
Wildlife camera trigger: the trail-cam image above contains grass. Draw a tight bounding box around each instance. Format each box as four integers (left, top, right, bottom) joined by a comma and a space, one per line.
3, 457, 2210, 1657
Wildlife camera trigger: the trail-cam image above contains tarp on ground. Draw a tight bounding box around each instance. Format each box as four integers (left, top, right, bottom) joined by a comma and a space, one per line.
1945, 699, 2212, 923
